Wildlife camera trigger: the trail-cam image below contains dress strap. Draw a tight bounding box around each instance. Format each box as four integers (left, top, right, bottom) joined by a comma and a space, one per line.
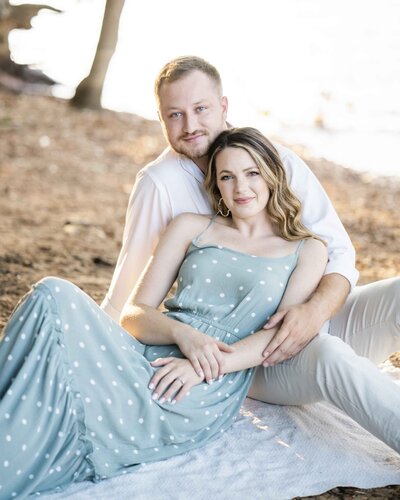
192, 213, 218, 244
294, 239, 306, 256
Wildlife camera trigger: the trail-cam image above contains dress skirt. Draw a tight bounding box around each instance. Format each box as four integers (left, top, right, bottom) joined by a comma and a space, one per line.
0, 277, 254, 498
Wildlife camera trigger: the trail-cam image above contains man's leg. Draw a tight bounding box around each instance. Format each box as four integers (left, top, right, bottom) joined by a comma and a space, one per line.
248, 333, 400, 453
329, 277, 400, 364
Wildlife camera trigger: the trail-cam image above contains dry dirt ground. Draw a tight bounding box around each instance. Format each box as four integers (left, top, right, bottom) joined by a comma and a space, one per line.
0, 89, 399, 499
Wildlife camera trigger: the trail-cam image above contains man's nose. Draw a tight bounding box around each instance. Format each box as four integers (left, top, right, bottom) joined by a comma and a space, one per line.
183, 113, 198, 134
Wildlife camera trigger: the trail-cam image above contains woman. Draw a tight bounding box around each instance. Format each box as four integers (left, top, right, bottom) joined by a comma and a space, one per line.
0, 127, 331, 498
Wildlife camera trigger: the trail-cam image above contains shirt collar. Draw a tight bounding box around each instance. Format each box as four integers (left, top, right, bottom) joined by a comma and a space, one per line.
177, 153, 206, 184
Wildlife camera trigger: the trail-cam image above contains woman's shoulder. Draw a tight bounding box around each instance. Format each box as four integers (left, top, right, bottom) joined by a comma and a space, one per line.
172, 212, 214, 228
299, 237, 328, 261
165, 213, 214, 239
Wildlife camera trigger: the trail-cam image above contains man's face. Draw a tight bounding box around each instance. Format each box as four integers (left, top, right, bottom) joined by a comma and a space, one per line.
157, 70, 228, 164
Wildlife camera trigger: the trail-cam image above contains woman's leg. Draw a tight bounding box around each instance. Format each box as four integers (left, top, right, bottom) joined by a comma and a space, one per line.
329, 277, 400, 364
1, 276, 155, 497
0, 277, 97, 497
248, 333, 400, 453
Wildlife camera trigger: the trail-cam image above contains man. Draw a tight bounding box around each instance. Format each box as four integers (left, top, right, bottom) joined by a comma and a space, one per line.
102, 56, 357, 345
101, 57, 399, 433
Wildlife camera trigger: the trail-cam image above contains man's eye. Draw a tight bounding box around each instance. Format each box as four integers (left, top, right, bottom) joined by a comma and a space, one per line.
197, 106, 206, 112
170, 112, 182, 119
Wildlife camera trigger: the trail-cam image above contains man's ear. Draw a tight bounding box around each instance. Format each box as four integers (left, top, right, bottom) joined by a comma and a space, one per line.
221, 96, 228, 119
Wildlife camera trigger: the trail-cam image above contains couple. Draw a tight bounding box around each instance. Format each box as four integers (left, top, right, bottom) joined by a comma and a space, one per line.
0, 56, 399, 497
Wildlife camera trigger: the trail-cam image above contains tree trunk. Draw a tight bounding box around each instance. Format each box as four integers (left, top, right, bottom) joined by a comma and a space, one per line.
71, 0, 125, 110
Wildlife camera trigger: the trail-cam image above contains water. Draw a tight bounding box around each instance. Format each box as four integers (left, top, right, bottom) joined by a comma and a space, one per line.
9, 0, 400, 177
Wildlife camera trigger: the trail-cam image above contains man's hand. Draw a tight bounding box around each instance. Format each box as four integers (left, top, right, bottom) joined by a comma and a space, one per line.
261, 302, 324, 366
149, 357, 204, 404
261, 274, 351, 366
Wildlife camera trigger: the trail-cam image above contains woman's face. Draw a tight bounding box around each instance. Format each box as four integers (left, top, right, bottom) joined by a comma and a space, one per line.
215, 146, 270, 219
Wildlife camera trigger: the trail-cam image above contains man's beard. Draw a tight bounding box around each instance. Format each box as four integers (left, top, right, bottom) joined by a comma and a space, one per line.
173, 131, 212, 160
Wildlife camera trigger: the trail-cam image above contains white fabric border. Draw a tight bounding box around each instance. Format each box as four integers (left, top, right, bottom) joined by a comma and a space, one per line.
47, 363, 400, 500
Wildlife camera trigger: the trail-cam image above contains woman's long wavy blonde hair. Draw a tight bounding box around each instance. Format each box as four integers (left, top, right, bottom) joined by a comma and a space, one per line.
205, 127, 325, 243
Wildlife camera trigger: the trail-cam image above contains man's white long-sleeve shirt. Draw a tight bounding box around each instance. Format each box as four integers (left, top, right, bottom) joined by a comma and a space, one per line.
101, 145, 359, 322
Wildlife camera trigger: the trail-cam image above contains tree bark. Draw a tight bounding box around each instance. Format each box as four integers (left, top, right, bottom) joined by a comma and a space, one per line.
71, 0, 125, 110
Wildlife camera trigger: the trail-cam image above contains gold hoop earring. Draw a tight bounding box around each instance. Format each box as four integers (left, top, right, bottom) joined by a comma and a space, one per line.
218, 197, 230, 217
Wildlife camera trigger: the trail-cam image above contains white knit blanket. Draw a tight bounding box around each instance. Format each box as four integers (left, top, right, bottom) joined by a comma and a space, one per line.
47, 362, 400, 499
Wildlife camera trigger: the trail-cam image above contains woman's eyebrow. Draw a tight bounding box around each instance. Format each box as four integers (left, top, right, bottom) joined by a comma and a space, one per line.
218, 166, 258, 174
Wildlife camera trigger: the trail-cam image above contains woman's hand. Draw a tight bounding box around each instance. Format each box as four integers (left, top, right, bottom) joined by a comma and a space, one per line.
175, 328, 234, 383
149, 357, 204, 404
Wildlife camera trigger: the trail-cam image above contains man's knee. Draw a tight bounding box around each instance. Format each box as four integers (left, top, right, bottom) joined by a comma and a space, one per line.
367, 277, 400, 334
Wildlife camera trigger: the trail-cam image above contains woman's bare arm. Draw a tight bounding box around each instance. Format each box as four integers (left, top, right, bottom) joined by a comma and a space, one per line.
120, 213, 202, 344
120, 213, 233, 382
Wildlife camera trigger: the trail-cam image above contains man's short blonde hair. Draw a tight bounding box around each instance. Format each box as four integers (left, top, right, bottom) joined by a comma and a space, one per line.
154, 56, 223, 103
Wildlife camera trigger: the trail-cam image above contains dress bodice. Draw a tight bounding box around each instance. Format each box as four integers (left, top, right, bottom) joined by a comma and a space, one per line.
164, 240, 300, 343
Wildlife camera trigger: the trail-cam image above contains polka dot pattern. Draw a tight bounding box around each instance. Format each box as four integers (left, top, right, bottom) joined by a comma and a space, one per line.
0, 240, 299, 497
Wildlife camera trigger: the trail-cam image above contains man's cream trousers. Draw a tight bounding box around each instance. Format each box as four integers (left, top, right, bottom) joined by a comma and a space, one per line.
249, 277, 400, 453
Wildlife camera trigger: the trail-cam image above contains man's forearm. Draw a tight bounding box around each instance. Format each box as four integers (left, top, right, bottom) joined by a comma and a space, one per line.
308, 273, 350, 324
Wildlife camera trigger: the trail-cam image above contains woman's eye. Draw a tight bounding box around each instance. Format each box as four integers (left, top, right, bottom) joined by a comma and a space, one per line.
220, 175, 233, 181
248, 171, 260, 176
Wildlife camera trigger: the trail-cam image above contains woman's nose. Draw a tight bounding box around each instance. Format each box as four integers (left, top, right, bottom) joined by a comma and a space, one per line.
234, 176, 248, 193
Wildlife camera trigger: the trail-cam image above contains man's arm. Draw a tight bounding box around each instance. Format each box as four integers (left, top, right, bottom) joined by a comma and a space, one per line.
101, 170, 172, 321
276, 144, 359, 288
263, 145, 357, 364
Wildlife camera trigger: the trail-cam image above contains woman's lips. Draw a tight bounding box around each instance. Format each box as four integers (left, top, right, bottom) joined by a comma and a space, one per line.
234, 197, 254, 205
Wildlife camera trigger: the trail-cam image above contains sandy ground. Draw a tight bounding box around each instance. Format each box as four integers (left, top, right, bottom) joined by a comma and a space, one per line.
0, 88, 399, 498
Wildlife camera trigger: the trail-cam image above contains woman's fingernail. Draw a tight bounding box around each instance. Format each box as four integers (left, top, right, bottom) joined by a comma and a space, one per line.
148, 383, 154, 389
218, 375, 223, 381
208, 379, 214, 385
171, 399, 176, 405
264, 351, 270, 357
198, 371, 204, 377
159, 397, 165, 404
152, 393, 159, 400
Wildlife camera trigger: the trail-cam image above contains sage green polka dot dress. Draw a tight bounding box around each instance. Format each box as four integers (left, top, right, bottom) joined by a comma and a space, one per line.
0, 230, 301, 498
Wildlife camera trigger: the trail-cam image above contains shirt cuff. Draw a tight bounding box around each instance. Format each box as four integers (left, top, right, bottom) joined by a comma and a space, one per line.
324, 261, 359, 290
